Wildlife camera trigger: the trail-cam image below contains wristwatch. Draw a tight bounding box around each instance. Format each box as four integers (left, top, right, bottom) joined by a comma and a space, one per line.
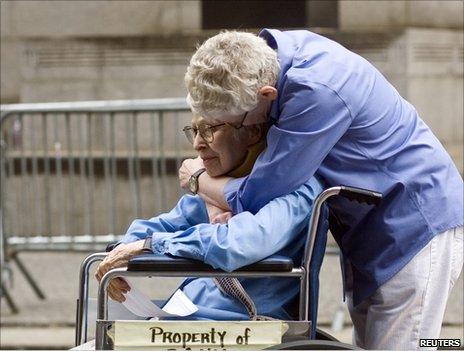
142, 236, 153, 254
188, 168, 206, 194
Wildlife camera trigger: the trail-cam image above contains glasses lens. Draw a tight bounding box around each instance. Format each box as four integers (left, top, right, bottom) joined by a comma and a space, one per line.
183, 127, 195, 144
199, 126, 214, 143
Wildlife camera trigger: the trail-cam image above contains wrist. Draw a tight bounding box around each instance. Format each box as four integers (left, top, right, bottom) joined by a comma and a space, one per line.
188, 168, 206, 194
135, 240, 144, 253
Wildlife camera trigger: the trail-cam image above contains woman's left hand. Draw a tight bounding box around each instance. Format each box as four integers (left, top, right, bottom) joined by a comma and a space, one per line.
95, 240, 144, 302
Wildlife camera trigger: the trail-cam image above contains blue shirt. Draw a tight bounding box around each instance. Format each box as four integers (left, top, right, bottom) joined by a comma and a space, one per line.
224, 29, 463, 306
121, 177, 326, 321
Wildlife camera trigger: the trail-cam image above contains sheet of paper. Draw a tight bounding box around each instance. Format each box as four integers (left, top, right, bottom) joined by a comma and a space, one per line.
162, 289, 198, 316
122, 280, 170, 318
122, 280, 197, 318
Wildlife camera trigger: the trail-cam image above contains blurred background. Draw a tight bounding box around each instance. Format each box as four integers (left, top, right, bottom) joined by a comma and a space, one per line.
1, 1, 462, 349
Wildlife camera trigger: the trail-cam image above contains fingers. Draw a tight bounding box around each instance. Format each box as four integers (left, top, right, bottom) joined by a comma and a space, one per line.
95, 261, 105, 282
96, 275, 130, 303
114, 277, 131, 292
108, 285, 126, 302
108, 279, 129, 302
95, 258, 131, 303
95, 259, 111, 282
94, 247, 132, 282
211, 211, 233, 224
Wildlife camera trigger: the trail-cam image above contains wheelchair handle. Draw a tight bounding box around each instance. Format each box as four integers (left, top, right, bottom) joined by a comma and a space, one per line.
301, 185, 382, 320
339, 185, 382, 206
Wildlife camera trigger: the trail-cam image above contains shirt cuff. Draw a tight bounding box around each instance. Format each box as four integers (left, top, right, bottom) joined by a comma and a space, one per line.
151, 231, 173, 254
224, 177, 245, 214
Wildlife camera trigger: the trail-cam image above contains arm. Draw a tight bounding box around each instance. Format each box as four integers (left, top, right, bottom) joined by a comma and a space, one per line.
196, 171, 231, 210
150, 177, 324, 272
225, 80, 353, 214
179, 157, 231, 211
120, 194, 209, 243
95, 195, 209, 302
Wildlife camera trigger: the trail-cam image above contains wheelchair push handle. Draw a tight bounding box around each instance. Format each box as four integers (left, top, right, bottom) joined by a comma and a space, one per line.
339, 185, 382, 206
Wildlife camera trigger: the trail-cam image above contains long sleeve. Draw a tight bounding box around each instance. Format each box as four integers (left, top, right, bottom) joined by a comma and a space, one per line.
152, 178, 324, 271
225, 80, 352, 214
120, 195, 209, 244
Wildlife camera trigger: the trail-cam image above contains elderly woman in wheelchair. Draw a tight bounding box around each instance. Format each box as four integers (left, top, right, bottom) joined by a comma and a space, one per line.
94, 112, 327, 322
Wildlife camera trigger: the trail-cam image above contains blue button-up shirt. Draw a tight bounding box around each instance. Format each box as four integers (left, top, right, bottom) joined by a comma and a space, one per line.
224, 29, 463, 306
121, 177, 327, 321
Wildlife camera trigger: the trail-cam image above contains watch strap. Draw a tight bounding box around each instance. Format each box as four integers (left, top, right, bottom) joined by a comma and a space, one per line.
189, 168, 206, 194
142, 236, 153, 253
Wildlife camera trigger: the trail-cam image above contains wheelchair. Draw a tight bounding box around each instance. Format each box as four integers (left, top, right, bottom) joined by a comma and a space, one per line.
74, 186, 381, 350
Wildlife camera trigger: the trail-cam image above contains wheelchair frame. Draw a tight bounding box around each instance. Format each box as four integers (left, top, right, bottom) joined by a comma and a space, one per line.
75, 185, 381, 350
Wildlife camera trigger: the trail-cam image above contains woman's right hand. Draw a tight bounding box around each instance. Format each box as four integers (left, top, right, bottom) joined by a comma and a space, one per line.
211, 211, 233, 224
179, 157, 204, 189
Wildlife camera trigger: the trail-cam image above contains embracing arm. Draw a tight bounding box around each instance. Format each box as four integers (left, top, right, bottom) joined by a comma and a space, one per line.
149, 178, 325, 271
225, 81, 353, 214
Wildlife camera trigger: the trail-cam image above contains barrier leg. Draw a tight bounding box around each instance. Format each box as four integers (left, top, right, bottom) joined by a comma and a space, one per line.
13, 252, 46, 300
0, 282, 19, 314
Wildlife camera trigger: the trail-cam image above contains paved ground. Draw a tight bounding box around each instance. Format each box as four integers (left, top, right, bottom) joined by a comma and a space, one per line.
1, 250, 462, 349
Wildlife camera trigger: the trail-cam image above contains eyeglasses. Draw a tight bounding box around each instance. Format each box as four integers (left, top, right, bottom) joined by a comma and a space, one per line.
182, 111, 248, 144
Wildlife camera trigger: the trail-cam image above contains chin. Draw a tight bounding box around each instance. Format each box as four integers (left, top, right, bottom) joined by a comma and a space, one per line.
205, 166, 225, 177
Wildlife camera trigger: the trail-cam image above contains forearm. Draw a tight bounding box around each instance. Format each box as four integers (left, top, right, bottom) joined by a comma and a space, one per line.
197, 172, 232, 211
122, 195, 208, 243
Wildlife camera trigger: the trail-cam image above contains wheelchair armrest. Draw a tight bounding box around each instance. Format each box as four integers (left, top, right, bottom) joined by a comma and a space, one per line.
127, 254, 294, 272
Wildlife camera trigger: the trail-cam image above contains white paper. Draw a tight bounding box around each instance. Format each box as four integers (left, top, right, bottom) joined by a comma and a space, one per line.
121, 280, 197, 318
161, 289, 198, 316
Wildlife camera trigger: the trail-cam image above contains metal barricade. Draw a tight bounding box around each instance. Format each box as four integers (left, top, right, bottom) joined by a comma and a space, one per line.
0, 98, 192, 311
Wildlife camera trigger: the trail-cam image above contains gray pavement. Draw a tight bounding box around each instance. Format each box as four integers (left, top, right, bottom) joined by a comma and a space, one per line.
0, 250, 462, 349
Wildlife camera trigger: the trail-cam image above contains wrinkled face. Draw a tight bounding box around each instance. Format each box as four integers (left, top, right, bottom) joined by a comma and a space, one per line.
191, 115, 249, 177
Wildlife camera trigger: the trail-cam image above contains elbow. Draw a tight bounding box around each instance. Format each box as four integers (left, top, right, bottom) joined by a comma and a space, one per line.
205, 247, 247, 272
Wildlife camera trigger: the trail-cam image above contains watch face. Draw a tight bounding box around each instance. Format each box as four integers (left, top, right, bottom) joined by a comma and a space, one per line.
188, 176, 197, 194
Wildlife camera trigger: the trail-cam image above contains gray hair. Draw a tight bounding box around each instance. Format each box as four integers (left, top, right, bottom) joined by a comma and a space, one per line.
185, 31, 280, 118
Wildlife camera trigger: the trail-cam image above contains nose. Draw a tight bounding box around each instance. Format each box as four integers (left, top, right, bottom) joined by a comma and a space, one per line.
193, 131, 207, 151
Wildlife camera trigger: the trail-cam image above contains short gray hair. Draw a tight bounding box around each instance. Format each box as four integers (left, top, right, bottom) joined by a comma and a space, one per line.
185, 31, 280, 118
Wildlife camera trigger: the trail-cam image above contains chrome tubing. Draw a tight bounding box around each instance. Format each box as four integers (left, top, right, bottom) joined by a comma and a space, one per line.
301, 187, 342, 321
75, 252, 107, 346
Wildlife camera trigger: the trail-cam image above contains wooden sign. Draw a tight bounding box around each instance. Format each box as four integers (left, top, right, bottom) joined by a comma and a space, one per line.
114, 320, 288, 350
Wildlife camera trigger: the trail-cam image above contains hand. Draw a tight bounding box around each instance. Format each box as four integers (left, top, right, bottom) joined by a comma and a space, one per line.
95, 240, 144, 302
206, 203, 233, 224
179, 157, 204, 189
211, 211, 233, 224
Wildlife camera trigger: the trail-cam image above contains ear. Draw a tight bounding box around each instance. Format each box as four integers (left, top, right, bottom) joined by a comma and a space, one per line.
258, 86, 278, 101
245, 124, 264, 146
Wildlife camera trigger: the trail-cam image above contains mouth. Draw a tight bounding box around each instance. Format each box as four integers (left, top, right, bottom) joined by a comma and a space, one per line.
201, 156, 217, 167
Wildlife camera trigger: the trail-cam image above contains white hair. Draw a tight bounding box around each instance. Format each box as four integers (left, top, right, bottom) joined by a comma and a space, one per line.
185, 31, 280, 118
